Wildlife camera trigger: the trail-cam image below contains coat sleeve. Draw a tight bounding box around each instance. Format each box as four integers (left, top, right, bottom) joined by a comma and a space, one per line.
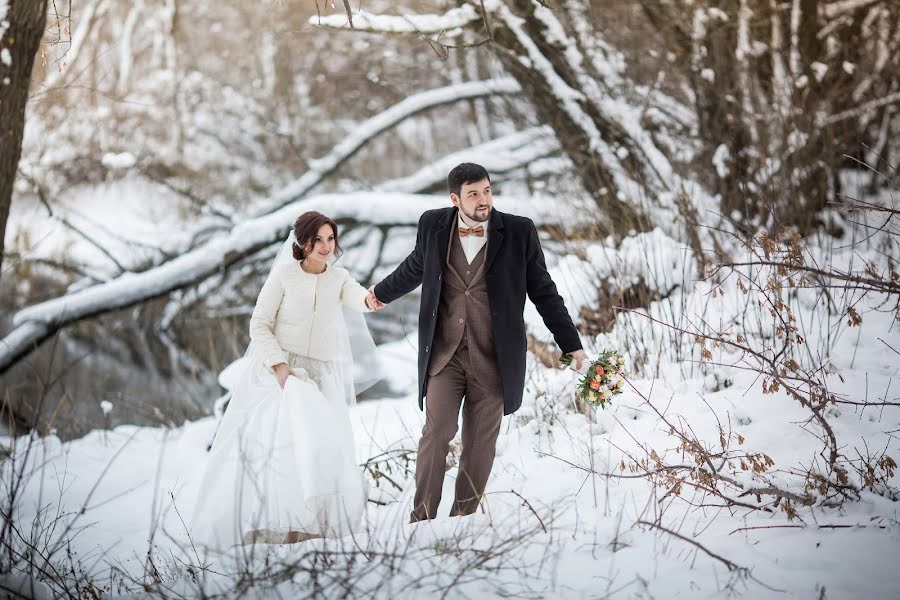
248, 268, 289, 371
373, 212, 428, 303
340, 270, 372, 312
524, 220, 583, 354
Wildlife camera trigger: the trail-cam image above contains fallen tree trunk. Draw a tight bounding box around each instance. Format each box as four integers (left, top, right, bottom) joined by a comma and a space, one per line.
1, 193, 573, 374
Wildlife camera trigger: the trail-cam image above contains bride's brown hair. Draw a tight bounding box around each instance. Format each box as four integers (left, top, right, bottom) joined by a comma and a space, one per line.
292, 211, 343, 261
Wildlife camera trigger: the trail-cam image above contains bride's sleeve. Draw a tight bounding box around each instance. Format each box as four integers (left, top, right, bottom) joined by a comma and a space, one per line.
249, 269, 288, 370
339, 270, 372, 312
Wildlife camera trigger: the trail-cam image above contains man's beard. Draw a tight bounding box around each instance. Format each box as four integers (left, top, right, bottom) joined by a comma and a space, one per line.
461, 205, 491, 224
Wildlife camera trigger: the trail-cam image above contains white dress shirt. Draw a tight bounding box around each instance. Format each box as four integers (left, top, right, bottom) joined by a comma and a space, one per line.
457, 211, 489, 265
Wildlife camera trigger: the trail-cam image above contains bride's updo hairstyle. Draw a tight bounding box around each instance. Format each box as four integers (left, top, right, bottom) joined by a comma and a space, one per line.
292, 211, 343, 261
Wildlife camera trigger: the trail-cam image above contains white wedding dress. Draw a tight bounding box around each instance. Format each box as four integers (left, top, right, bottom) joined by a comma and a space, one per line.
189, 237, 381, 549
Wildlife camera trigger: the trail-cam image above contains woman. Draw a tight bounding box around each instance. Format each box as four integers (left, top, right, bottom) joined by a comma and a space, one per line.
191, 211, 380, 548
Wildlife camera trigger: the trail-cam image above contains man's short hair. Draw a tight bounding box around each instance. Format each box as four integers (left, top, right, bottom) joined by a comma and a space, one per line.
448, 163, 491, 197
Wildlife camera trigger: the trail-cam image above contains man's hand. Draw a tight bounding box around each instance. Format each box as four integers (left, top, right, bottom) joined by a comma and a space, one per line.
569, 349, 588, 372
273, 363, 295, 389
367, 286, 385, 311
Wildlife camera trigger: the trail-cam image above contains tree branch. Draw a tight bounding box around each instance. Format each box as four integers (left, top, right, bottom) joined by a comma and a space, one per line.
249, 78, 521, 216
309, 5, 481, 35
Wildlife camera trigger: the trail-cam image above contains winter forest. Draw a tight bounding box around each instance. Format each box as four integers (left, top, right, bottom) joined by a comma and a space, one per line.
1, 0, 899, 598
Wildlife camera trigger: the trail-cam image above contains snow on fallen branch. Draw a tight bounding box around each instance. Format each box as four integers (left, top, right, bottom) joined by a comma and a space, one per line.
822, 0, 884, 19
309, 5, 481, 34
376, 126, 561, 193
0, 193, 572, 374
250, 78, 521, 216
816, 90, 900, 127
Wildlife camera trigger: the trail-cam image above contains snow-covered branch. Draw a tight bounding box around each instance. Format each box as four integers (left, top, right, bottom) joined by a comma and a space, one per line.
822, 0, 884, 19
1, 192, 571, 374
39, 0, 110, 92
736, 0, 760, 144
376, 126, 560, 193
309, 5, 481, 35
817, 90, 900, 126
0, 195, 426, 374
250, 78, 521, 216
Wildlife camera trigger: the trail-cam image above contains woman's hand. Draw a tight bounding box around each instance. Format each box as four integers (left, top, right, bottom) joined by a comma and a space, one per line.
366, 286, 384, 311
273, 363, 295, 388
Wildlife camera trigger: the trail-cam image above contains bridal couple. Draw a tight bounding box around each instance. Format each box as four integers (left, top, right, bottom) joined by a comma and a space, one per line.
190, 163, 588, 548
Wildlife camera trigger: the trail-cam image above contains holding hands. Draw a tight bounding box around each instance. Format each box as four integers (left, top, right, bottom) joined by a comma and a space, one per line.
366, 286, 385, 311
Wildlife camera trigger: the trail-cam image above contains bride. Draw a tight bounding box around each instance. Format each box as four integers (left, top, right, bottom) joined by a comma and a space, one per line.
190, 210, 382, 547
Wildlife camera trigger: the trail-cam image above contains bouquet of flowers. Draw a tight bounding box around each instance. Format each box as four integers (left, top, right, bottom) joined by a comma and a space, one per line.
560, 350, 627, 409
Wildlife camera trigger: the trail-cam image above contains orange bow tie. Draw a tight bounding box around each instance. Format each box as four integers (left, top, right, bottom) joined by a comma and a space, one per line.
459, 226, 485, 237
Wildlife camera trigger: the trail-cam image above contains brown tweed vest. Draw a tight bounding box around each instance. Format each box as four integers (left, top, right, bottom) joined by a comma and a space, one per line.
428, 229, 501, 385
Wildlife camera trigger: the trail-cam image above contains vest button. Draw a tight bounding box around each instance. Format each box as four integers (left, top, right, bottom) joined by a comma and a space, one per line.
458, 318, 465, 324
466, 271, 471, 276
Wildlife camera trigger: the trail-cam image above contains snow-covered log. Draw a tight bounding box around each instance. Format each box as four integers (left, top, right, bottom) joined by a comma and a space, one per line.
0, 192, 573, 374
310, 5, 481, 35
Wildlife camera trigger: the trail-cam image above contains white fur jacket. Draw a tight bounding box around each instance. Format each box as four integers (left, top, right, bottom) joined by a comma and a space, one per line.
248, 260, 370, 369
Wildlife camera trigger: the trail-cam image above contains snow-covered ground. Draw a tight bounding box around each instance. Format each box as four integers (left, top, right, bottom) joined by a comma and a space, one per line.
2, 218, 898, 598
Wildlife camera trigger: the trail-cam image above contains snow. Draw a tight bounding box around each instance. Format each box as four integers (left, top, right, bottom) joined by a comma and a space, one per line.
2, 187, 582, 373
712, 143, 731, 177
4, 255, 898, 596
811, 61, 829, 82
309, 5, 480, 34
824, 0, 883, 19
100, 151, 137, 169
487, 0, 658, 216
375, 127, 559, 193
5, 175, 212, 279
2, 1, 898, 595
251, 79, 522, 217
4, 196, 899, 597
39, 0, 109, 92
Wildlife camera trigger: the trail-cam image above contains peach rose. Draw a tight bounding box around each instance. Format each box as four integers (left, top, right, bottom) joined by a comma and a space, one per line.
589, 380, 601, 390
595, 364, 605, 376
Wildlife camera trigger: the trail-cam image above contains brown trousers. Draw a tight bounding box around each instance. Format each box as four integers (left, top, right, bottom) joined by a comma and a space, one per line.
411, 343, 504, 521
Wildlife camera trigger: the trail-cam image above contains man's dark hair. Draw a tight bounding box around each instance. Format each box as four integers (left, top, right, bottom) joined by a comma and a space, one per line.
448, 163, 491, 197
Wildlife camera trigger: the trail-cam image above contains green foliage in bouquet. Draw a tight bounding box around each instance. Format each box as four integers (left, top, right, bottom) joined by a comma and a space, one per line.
560, 349, 627, 409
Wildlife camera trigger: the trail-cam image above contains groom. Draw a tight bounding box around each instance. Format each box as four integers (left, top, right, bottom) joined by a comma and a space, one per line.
371, 163, 587, 521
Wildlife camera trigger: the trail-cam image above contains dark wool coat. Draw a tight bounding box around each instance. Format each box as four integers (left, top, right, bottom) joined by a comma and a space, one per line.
374, 207, 583, 415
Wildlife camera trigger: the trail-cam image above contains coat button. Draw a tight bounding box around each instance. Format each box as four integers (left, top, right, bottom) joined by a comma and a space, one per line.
432, 310, 436, 317
425, 346, 430, 352
464, 290, 470, 296
458, 317, 465, 324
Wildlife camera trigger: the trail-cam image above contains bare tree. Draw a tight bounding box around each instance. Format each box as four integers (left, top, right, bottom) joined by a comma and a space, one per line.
639, 0, 900, 231
312, 1, 686, 235
0, 0, 48, 285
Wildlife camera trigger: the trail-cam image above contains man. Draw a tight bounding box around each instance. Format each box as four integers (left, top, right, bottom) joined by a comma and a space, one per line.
370, 163, 587, 522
